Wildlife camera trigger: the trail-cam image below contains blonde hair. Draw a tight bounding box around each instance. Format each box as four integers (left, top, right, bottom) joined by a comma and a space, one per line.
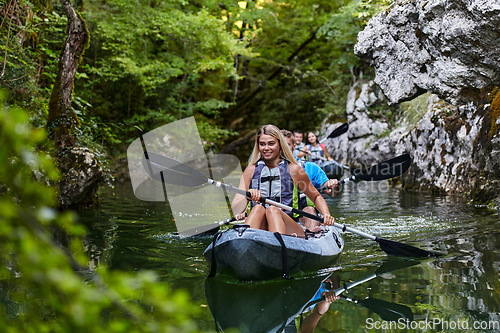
248, 125, 298, 165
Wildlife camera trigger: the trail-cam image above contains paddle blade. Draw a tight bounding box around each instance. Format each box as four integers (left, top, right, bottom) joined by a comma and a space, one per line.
328, 123, 349, 139
142, 152, 208, 187
354, 153, 411, 181
359, 298, 414, 322
376, 237, 442, 258
207, 154, 241, 181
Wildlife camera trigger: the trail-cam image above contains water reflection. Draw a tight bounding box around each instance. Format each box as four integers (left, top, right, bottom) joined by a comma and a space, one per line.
205, 257, 422, 332
205, 274, 327, 332
78, 183, 500, 331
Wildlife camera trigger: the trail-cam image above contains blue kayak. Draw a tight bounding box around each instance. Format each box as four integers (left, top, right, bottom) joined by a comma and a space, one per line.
204, 225, 343, 281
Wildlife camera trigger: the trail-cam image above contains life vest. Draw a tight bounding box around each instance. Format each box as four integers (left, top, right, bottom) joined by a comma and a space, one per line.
293, 142, 306, 161
306, 143, 325, 165
249, 159, 299, 217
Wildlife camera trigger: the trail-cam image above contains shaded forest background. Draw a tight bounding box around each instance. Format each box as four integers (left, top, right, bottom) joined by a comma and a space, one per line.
1, 0, 391, 167
0, 0, 393, 331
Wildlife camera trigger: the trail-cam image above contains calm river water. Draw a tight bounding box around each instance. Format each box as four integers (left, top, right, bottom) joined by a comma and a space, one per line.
80, 180, 500, 332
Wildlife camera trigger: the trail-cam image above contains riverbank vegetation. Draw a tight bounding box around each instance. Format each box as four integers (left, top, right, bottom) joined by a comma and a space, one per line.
0, 0, 392, 330
1, 0, 391, 157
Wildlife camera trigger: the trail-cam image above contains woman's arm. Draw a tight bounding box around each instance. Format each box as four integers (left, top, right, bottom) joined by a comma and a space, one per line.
323, 147, 333, 161
231, 165, 255, 216
322, 179, 340, 198
290, 164, 334, 226
297, 146, 309, 158
298, 291, 339, 333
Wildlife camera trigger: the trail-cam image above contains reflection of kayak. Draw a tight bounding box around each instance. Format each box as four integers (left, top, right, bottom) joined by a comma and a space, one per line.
320, 161, 344, 180
203, 225, 343, 281
205, 274, 328, 333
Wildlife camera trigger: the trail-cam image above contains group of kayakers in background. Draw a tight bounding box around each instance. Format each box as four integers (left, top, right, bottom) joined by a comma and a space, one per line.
292, 130, 334, 164
232, 124, 340, 237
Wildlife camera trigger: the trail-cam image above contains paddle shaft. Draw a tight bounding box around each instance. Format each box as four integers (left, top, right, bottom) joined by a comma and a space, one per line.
145, 153, 439, 258
305, 272, 378, 308
318, 174, 361, 191
177, 217, 239, 236
206, 178, 376, 241
298, 149, 329, 161
333, 273, 377, 296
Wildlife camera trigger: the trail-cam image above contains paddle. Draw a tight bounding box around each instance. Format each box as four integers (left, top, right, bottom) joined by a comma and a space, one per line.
142, 152, 441, 258
339, 296, 414, 322
341, 153, 411, 183
317, 153, 412, 191
176, 217, 237, 237
318, 123, 349, 144
303, 258, 418, 320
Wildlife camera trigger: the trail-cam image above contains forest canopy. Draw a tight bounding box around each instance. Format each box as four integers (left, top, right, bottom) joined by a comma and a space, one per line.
0, 0, 391, 329
1, 0, 391, 156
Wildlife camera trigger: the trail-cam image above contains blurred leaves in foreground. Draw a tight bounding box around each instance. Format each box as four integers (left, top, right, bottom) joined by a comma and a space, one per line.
0, 91, 207, 332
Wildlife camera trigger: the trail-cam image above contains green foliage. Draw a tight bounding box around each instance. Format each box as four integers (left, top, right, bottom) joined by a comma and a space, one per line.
1, 0, 394, 155
0, 92, 209, 332
1, 0, 400, 181
214, 0, 393, 137
0, 1, 70, 134
315, 0, 393, 118
76, 0, 251, 148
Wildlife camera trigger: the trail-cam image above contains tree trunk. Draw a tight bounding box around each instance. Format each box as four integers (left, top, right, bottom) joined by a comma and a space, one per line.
47, 0, 89, 148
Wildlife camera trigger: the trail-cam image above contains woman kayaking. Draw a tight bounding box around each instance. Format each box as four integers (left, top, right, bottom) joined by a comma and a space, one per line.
232, 124, 334, 236
305, 131, 333, 165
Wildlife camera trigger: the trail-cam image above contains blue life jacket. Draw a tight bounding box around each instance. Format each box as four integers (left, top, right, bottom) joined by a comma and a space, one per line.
306, 143, 325, 165
249, 159, 298, 217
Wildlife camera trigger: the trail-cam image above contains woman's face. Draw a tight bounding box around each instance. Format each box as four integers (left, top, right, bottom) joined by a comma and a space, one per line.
307, 132, 317, 144
258, 134, 280, 161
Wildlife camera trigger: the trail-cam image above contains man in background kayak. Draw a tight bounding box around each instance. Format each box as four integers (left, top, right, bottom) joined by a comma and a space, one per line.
282, 130, 340, 232
293, 130, 308, 161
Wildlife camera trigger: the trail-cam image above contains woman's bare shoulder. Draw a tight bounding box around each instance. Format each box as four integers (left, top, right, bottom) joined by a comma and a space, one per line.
242, 164, 256, 177
289, 162, 307, 178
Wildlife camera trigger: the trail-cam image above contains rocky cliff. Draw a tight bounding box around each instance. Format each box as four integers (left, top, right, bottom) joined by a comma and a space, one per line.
353, 0, 500, 106
323, 84, 500, 208
322, 0, 500, 208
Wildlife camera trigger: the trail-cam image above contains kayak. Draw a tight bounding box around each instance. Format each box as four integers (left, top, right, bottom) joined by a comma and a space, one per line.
204, 224, 343, 281
205, 274, 329, 333
320, 161, 344, 180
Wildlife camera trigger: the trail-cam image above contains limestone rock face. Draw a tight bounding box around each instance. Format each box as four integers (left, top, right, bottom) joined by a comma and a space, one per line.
397, 89, 500, 209
354, 0, 500, 105
323, 80, 400, 169
58, 147, 104, 208
322, 83, 500, 208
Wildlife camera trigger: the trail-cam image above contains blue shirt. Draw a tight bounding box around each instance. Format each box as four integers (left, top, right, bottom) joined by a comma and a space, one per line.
303, 161, 328, 189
